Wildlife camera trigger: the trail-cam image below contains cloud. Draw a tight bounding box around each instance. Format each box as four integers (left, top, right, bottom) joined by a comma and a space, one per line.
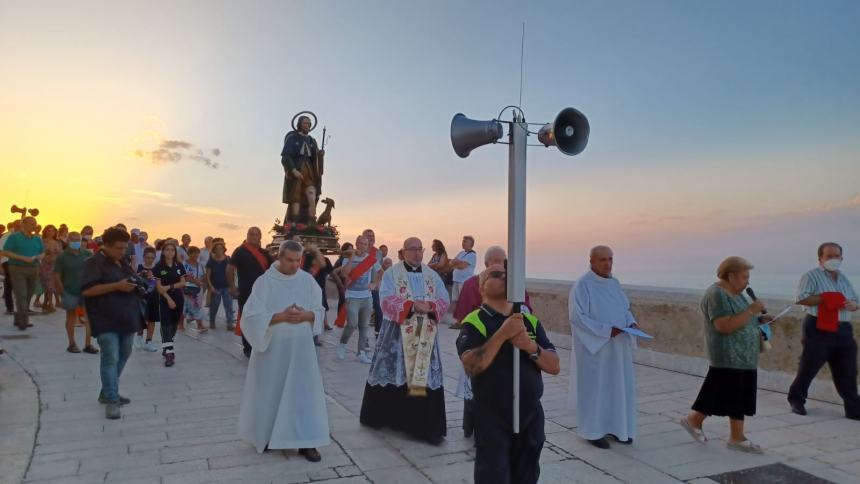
218, 222, 242, 231
160, 140, 194, 150
182, 206, 241, 218
131, 189, 172, 200
189, 154, 220, 169
133, 139, 222, 170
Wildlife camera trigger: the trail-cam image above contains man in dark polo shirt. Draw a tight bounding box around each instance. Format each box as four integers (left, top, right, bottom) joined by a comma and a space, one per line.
227, 226, 273, 358
457, 265, 560, 484
81, 227, 143, 420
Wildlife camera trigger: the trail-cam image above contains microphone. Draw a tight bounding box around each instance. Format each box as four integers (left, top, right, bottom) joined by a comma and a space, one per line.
745, 287, 767, 314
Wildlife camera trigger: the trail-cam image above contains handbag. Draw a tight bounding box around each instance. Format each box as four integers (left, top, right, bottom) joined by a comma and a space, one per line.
183, 263, 202, 296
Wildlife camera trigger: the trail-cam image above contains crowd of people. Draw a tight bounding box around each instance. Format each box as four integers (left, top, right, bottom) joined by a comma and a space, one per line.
2, 218, 858, 483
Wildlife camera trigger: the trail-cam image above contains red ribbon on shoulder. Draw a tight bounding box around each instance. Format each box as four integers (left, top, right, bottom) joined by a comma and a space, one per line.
334, 248, 378, 327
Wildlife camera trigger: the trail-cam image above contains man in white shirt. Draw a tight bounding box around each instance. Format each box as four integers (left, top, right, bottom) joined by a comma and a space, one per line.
449, 235, 477, 329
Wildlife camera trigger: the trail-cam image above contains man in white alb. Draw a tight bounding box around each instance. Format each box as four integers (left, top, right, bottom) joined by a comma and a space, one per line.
237, 240, 329, 462
568, 245, 638, 449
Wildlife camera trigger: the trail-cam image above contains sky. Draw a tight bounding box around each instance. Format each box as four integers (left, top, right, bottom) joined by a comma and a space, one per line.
2, 0, 859, 294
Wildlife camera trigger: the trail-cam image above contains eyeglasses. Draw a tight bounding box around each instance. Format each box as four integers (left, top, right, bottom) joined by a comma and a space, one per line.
404, 247, 424, 252
487, 271, 506, 279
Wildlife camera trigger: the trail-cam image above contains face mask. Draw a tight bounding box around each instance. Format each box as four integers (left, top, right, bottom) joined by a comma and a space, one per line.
82, 235, 92, 241
823, 259, 842, 272
69, 241, 82, 250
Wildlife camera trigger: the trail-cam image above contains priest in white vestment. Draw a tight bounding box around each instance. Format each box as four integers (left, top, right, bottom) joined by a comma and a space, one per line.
568, 245, 638, 449
238, 240, 330, 462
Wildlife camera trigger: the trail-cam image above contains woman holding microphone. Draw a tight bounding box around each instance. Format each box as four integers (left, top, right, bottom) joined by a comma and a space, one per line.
680, 256, 774, 454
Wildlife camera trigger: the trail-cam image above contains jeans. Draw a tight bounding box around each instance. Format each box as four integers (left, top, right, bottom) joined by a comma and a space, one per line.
209, 287, 235, 324
97, 332, 134, 403
9, 265, 37, 328
341, 297, 372, 354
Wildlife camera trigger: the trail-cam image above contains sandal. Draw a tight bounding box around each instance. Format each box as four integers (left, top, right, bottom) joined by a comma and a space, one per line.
82, 345, 99, 354
727, 439, 763, 454
679, 417, 708, 443
67, 344, 81, 353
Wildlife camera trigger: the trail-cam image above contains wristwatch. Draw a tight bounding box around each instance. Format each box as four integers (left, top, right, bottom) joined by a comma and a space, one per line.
529, 344, 541, 361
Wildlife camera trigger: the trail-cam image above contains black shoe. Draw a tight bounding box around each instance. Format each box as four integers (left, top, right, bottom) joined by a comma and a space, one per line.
98, 392, 131, 405
299, 448, 321, 462
789, 400, 807, 416
608, 434, 633, 445
588, 438, 610, 449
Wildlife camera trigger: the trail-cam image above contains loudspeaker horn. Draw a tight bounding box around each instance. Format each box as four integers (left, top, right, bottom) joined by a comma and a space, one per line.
450, 113, 504, 158
537, 107, 589, 156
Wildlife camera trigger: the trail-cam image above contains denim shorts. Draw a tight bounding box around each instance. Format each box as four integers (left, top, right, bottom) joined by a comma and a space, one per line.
61, 291, 81, 311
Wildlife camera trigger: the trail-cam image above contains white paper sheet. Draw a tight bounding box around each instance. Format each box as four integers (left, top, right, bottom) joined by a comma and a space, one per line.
620, 326, 654, 339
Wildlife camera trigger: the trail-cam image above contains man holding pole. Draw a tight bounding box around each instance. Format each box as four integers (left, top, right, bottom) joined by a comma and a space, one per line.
457, 265, 559, 484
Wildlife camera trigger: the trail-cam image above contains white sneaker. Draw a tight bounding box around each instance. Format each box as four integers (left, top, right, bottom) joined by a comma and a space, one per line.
145, 341, 159, 352
358, 351, 372, 364
336, 343, 347, 360
133, 335, 143, 349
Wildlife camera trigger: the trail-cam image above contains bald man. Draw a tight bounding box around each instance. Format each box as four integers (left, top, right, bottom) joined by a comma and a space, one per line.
568, 246, 639, 449
360, 237, 450, 444
228, 227, 274, 358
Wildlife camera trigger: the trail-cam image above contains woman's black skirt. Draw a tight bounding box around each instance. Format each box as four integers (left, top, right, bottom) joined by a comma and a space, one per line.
692, 366, 757, 420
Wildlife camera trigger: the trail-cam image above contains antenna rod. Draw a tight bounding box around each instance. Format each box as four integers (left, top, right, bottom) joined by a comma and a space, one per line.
519, 22, 525, 107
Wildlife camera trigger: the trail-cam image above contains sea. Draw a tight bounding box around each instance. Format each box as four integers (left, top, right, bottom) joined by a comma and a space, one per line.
529, 270, 860, 299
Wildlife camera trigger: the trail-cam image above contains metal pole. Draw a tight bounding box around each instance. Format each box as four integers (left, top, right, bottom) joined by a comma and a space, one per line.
508, 113, 527, 434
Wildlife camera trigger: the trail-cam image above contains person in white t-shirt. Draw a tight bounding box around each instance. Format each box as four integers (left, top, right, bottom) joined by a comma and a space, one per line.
449, 235, 477, 329
199, 236, 213, 307
336, 235, 382, 363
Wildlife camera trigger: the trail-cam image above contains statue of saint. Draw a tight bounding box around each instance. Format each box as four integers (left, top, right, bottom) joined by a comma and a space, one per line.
281, 115, 324, 223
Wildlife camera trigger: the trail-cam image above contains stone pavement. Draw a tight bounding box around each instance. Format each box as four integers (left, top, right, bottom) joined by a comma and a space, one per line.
1, 304, 860, 484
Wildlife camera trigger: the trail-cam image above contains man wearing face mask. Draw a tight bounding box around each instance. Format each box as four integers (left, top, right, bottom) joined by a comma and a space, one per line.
54, 232, 98, 354
788, 242, 860, 420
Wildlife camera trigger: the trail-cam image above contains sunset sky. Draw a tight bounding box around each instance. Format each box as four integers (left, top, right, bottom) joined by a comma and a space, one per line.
2, 0, 859, 294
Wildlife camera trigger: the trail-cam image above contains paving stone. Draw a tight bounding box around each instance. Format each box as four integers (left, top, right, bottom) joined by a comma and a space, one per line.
364, 465, 433, 483
7, 308, 860, 484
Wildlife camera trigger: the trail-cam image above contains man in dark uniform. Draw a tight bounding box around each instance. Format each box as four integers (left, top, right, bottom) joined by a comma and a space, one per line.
227, 227, 274, 358
281, 115, 325, 223
457, 265, 560, 484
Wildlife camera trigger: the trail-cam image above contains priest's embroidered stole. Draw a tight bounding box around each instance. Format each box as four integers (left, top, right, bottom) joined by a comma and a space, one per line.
392, 263, 438, 397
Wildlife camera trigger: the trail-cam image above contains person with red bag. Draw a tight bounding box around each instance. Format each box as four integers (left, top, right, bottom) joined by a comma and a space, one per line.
788, 242, 860, 419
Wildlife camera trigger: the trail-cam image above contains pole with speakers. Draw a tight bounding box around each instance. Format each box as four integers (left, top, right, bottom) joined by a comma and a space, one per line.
450, 106, 589, 434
